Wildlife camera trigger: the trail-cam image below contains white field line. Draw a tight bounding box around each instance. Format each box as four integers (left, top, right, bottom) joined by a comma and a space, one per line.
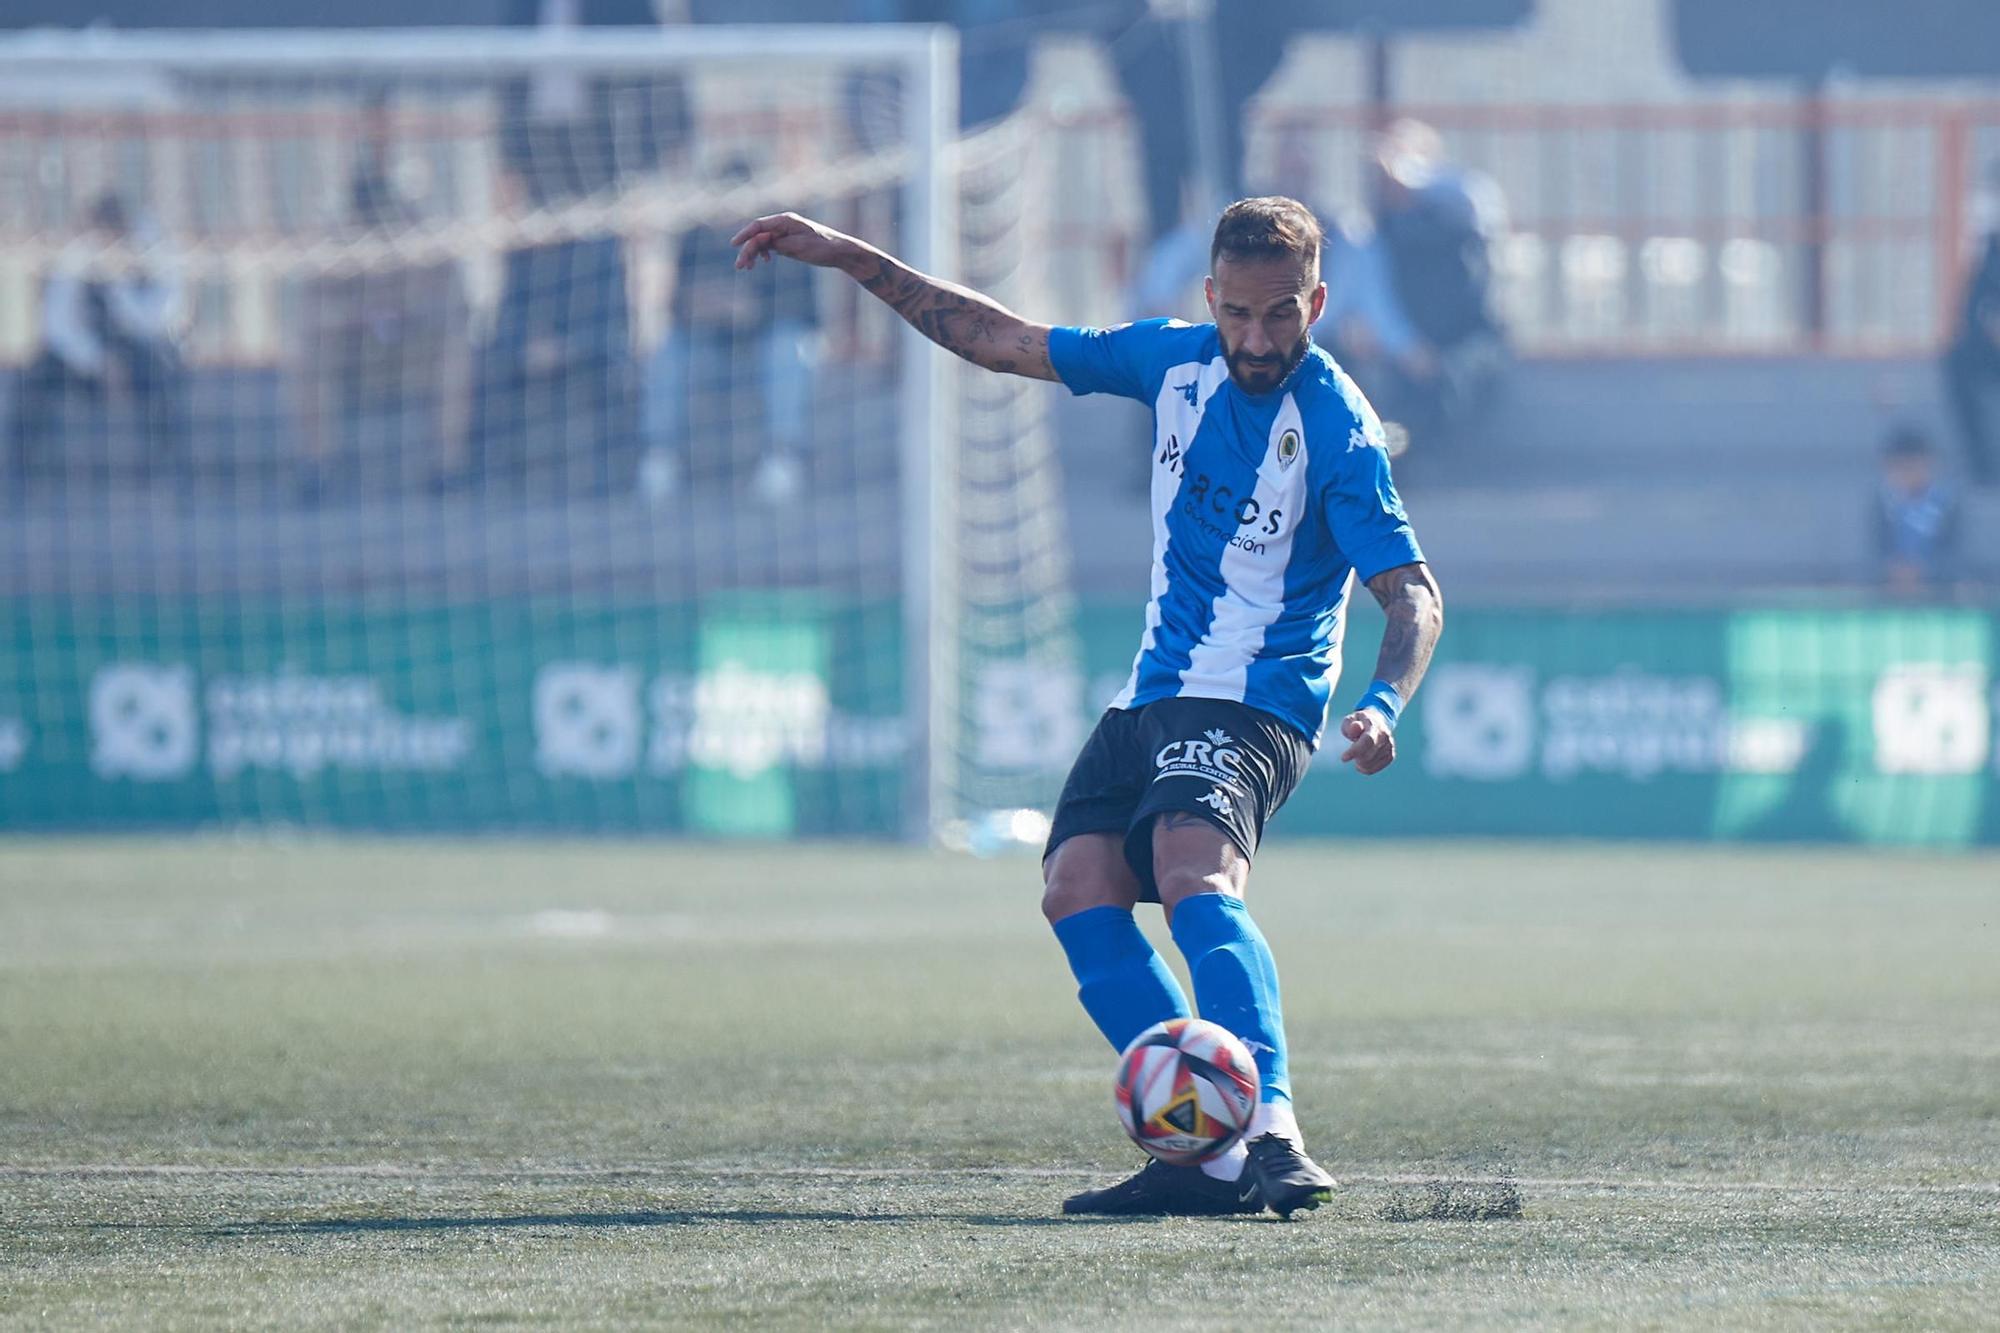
2, 1163, 1997, 1197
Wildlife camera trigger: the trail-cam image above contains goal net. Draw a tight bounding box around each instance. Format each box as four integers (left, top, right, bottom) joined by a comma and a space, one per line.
0, 26, 1076, 841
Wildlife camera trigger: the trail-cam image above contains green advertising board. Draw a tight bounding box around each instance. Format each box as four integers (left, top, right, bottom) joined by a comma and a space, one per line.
2, 598, 1997, 845
1065, 602, 2000, 849
0, 599, 904, 836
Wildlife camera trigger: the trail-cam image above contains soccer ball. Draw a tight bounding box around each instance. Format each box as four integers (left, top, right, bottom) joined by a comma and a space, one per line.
1113, 1017, 1260, 1166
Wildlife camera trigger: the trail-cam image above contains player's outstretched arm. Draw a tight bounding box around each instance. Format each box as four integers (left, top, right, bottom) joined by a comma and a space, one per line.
732, 212, 1057, 381
1339, 561, 1444, 776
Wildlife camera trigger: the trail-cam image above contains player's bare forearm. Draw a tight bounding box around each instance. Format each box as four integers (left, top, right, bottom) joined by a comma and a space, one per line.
841, 245, 1056, 380
1337, 562, 1441, 775
1363, 562, 1444, 701
731, 211, 1055, 380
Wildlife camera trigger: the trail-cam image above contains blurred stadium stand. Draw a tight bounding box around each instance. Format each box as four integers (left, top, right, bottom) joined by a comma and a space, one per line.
1672, 0, 2000, 81
3, 0, 1997, 847
3, 0, 1997, 606
1029, 8, 2000, 601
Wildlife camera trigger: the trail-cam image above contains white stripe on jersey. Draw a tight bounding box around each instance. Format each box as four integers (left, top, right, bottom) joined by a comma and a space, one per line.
1112, 356, 1232, 711
1178, 391, 1311, 700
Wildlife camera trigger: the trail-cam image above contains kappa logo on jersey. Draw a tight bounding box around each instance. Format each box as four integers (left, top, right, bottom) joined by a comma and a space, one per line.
1348, 423, 1385, 453
1156, 731, 1247, 789
1157, 433, 1185, 477
1174, 379, 1199, 407
1198, 786, 1234, 817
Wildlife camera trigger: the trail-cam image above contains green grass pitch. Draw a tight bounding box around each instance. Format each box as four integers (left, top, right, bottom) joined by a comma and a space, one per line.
2, 838, 1997, 1329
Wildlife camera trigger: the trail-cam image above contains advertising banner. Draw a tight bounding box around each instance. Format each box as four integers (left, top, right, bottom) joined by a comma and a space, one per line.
0, 600, 904, 835
4, 599, 1997, 845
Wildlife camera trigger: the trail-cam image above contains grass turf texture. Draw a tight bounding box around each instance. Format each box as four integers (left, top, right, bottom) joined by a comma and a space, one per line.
2, 840, 1996, 1329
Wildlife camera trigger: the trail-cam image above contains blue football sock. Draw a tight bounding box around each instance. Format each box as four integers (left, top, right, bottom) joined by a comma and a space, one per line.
1051, 905, 1192, 1053
1168, 891, 1291, 1104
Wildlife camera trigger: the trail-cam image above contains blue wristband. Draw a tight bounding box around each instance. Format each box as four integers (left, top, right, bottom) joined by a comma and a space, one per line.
1353, 679, 1404, 731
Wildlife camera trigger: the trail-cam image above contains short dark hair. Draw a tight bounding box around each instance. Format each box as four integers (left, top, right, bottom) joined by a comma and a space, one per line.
1210, 196, 1323, 271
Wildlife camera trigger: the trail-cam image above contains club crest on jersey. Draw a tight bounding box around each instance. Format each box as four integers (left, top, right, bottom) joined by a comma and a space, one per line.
1277, 429, 1300, 469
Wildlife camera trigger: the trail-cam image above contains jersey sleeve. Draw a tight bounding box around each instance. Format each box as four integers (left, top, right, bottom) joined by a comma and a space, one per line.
1322, 431, 1425, 582
1046, 317, 1191, 402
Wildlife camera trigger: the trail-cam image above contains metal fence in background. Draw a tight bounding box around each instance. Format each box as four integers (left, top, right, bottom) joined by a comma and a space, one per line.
1043, 94, 2000, 357
10, 88, 2000, 365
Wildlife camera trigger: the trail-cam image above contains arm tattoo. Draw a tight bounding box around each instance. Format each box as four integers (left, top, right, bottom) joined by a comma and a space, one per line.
1363, 563, 1444, 702
856, 254, 1055, 380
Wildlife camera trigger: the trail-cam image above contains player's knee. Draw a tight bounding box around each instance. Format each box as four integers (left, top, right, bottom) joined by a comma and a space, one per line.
1041, 838, 1136, 923
1154, 865, 1236, 913
1041, 870, 1114, 924
1039, 876, 1079, 923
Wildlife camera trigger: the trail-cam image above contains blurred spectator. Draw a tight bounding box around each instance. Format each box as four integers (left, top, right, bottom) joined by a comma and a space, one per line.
1316, 120, 1508, 451
645, 160, 820, 503
5, 194, 190, 488
834, 0, 1036, 129
950, 0, 1037, 129
472, 165, 640, 496
1942, 206, 2000, 487
697, 0, 1037, 129
1873, 425, 1961, 598
501, 0, 693, 198
1124, 201, 1211, 321
480, 1, 677, 497
291, 108, 474, 502
1108, 0, 1293, 248
1100, 0, 1291, 367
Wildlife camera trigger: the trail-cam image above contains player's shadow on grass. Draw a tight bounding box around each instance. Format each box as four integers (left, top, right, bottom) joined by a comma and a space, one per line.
202, 1208, 1152, 1236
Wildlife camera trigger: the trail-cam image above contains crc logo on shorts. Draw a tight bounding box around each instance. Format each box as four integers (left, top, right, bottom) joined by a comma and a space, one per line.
1155, 727, 1247, 790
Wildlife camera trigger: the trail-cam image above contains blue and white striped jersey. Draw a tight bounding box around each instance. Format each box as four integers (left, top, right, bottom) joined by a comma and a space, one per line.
1049, 319, 1424, 747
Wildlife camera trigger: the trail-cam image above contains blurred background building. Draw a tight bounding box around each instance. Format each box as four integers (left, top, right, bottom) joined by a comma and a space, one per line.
2, 0, 1998, 846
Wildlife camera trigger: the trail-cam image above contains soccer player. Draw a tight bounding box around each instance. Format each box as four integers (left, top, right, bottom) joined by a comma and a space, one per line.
734, 197, 1443, 1219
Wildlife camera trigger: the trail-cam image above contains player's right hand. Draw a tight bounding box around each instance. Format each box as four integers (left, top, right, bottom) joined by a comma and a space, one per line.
731, 212, 855, 271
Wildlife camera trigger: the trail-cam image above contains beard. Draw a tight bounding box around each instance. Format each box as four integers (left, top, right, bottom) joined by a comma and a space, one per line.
1223, 331, 1311, 393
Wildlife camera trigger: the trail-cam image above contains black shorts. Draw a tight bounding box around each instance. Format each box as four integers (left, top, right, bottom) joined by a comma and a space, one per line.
1043, 696, 1313, 902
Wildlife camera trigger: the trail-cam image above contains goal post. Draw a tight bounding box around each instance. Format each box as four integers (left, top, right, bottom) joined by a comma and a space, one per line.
899, 22, 959, 847
0, 23, 1081, 844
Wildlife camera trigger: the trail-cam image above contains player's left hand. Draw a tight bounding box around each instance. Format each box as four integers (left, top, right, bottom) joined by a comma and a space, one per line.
1338, 710, 1396, 776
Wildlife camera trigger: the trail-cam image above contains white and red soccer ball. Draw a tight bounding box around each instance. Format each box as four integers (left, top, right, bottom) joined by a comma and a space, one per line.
1113, 1017, 1260, 1166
